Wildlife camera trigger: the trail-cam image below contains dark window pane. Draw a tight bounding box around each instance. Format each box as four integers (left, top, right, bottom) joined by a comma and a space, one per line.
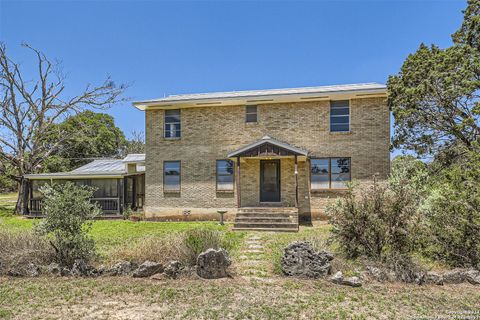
330, 116, 349, 124
331, 124, 350, 132
165, 115, 180, 123
165, 109, 180, 117
330, 100, 349, 108
164, 109, 181, 138
246, 105, 257, 123
246, 113, 257, 123
91, 179, 118, 197
330, 101, 349, 132
330, 107, 350, 116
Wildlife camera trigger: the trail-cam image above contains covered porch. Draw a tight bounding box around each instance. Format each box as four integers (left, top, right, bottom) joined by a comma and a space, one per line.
24, 154, 146, 217
228, 136, 310, 232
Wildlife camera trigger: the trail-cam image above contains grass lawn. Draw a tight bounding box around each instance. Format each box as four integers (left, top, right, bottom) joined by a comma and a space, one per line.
1, 193, 479, 319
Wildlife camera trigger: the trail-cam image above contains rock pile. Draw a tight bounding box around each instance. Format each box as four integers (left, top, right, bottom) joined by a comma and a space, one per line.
281, 241, 334, 278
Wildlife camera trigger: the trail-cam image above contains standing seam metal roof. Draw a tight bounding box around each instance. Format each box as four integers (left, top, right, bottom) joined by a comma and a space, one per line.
135, 83, 386, 104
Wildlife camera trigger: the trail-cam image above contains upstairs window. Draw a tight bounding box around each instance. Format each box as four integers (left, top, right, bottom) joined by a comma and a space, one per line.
164, 161, 181, 192
245, 105, 257, 123
310, 158, 350, 190
330, 100, 350, 132
164, 109, 181, 138
216, 160, 234, 191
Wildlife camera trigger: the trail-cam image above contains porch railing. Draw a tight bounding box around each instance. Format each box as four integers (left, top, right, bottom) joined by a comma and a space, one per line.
29, 197, 121, 215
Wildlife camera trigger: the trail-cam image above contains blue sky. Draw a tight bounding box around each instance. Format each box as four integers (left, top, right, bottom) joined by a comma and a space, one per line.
0, 0, 466, 155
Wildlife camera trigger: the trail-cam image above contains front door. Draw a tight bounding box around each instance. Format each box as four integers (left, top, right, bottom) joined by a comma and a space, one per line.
260, 160, 281, 202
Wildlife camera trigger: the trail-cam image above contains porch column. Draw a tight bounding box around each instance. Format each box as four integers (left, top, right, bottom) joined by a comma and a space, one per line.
236, 156, 241, 208
294, 155, 298, 208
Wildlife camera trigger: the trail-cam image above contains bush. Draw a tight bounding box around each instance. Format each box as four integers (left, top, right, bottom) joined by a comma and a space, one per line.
35, 182, 100, 267
0, 229, 53, 274
328, 157, 427, 262
110, 227, 236, 266
421, 151, 480, 269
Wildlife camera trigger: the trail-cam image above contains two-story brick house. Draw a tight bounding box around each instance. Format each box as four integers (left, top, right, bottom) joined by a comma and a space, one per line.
133, 83, 389, 231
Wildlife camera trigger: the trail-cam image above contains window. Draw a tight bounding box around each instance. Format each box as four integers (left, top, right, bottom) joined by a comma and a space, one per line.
330, 100, 350, 132
164, 109, 181, 138
245, 105, 257, 123
164, 161, 181, 192
91, 179, 118, 198
310, 158, 350, 190
216, 160, 234, 191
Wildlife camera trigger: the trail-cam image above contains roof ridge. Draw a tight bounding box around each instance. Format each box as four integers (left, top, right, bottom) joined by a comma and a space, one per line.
166, 82, 383, 98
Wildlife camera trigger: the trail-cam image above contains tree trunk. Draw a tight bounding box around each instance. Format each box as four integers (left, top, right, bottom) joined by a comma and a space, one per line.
14, 178, 30, 215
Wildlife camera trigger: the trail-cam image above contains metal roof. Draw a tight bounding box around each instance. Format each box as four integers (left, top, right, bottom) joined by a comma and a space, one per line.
134, 83, 386, 106
122, 154, 145, 163
24, 155, 145, 180
71, 159, 125, 174
227, 136, 309, 158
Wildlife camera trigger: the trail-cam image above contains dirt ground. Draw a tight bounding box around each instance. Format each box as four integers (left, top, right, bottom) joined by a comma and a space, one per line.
1, 276, 479, 320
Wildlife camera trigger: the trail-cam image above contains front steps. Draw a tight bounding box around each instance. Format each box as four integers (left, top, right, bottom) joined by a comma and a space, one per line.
233, 207, 299, 232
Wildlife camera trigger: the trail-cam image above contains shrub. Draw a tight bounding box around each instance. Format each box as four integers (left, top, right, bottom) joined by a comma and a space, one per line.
35, 182, 100, 267
328, 157, 427, 261
0, 229, 53, 274
421, 151, 480, 269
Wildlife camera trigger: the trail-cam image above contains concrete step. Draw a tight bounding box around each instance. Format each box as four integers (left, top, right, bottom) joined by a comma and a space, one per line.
233, 227, 298, 233
234, 222, 299, 229
236, 211, 295, 217
238, 207, 297, 213
236, 216, 292, 223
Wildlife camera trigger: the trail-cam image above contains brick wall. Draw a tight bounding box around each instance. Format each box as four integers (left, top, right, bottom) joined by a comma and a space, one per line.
144, 97, 390, 220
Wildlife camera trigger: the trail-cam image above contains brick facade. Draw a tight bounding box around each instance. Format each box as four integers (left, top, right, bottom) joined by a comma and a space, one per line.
145, 97, 389, 221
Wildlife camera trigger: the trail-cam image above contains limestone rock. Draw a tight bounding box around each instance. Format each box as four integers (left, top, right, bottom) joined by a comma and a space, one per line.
164, 261, 182, 279
443, 269, 466, 284
464, 269, 480, 285
196, 248, 231, 279
107, 261, 138, 276
8, 262, 40, 277
365, 266, 395, 282
71, 259, 98, 277
424, 271, 444, 285
281, 241, 333, 278
329, 271, 362, 287
47, 263, 62, 277
133, 261, 164, 278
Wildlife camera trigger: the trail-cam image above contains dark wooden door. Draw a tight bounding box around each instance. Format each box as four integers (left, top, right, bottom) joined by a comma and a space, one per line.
260, 160, 281, 202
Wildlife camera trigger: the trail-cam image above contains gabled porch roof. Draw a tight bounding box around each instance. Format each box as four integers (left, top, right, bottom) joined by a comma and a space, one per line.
227, 136, 308, 158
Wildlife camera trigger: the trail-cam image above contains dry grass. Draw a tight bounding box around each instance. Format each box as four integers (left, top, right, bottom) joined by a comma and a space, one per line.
0, 276, 479, 319
0, 229, 53, 274
109, 228, 244, 266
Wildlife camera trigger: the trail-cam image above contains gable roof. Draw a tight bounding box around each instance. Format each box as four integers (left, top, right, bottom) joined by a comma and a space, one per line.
133, 83, 387, 110
227, 136, 308, 158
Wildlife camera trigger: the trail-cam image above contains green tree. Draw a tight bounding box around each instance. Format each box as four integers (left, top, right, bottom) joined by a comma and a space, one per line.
0, 43, 126, 214
421, 150, 480, 269
35, 182, 100, 266
42, 111, 127, 172
388, 0, 480, 160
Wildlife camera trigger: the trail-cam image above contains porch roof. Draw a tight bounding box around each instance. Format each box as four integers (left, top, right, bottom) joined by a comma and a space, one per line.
227, 136, 308, 158
24, 155, 146, 180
